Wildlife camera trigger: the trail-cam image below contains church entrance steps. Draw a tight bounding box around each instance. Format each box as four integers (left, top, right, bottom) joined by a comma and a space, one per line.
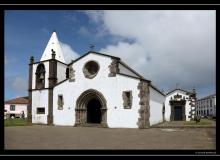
77, 123, 103, 128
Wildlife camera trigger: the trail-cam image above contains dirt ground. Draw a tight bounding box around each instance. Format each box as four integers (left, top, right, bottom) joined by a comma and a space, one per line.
4, 125, 216, 150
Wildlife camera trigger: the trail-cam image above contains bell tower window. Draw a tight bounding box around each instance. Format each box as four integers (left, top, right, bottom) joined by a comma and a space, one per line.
35, 63, 45, 89
66, 67, 69, 79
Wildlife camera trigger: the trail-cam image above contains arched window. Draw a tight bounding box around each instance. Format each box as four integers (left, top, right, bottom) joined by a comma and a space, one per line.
35, 63, 45, 89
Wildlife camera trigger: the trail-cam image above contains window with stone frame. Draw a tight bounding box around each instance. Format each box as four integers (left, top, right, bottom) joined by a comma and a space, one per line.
123, 91, 132, 109
83, 61, 100, 79
57, 94, 64, 110
37, 107, 45, 114
35, 63, 45, 89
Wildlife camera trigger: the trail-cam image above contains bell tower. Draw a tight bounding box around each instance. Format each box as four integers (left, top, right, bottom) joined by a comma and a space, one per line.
30, 31, 65, 125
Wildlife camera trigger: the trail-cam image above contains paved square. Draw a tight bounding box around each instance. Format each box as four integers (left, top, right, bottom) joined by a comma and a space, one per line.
5, 125, 215, 150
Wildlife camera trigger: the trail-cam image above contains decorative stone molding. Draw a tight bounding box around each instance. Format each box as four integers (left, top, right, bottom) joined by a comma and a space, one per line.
122, 91, 132, 109
108, 58, 119, 77
69, 65, 75, 82
174, 93, 182, 99
137, 81, 150, 129
75, 89, 108, 127
83, 61, 99, 79
188, 92, 197, 119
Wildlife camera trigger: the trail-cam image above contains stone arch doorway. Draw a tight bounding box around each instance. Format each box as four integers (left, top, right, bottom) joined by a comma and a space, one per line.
75, 89, 108, 127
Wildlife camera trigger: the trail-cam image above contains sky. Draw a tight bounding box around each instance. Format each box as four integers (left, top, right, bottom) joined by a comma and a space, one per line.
4, 10, 216, 100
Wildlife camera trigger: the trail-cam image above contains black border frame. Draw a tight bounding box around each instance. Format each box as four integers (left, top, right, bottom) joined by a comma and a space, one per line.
1, 4, 218, 156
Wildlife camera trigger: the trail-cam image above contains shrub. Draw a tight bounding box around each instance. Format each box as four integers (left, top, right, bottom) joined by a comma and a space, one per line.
194, 116, 201, 123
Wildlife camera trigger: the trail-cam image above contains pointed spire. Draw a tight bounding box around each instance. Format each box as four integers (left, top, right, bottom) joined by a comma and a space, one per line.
40, 31, 66, 63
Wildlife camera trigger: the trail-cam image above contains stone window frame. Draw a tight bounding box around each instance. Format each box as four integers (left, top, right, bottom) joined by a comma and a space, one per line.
83, 60, 100, 79
57, 94, 64, 110
37, 107, 45, 114
122, 90, 133, 109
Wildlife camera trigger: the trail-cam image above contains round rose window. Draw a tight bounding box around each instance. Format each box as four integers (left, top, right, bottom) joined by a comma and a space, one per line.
83, 61, 100, 79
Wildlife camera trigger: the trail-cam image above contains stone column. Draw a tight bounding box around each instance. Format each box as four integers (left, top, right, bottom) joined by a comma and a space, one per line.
101, 108, 108, 127
137, 80, 150, 129
27, 56, 34, 124
47, 50, 57, 125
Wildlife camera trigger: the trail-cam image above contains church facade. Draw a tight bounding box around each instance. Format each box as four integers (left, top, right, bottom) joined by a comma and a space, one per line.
27, 32, 166, 128
27, 32, 196, 128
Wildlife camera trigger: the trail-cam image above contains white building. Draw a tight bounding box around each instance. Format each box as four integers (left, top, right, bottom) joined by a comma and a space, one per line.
164, 88, 196, 121
27, 32, 166, 128
196, 94, 216, 118
5, 96, 28, 118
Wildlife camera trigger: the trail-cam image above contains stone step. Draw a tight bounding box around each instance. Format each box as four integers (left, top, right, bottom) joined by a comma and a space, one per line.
83, 123, 103, 127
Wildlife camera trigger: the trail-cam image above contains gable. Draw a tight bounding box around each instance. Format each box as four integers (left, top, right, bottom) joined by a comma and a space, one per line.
166, 89, 188, 98
118, 62, 141, 78
68, 51, 120, 66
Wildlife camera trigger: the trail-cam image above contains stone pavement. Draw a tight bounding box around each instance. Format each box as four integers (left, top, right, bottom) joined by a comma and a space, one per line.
5, 125, 216, 150
151, 119, 216, 128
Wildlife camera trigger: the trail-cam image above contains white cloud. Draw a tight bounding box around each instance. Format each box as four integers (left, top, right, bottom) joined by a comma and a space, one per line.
78, 26, 90, 36
86, 10, 216, 92
5, 55, 16, 65
60, 41, 80, 63
41, 28, 50, 35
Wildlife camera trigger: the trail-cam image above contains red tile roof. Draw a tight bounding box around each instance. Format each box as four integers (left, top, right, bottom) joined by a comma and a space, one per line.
5, 96, 29, 104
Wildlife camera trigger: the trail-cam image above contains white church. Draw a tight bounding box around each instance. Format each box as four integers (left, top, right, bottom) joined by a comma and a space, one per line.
27, 32, 196, 128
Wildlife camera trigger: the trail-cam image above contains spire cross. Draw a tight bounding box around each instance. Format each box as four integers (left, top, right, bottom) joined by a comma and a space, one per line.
89, 44, 95, 51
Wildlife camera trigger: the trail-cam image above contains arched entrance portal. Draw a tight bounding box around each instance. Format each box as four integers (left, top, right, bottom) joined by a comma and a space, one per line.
75, 89, 108, 127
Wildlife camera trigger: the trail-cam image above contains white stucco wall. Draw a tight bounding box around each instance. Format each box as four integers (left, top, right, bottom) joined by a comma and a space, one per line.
32, 90, 48, 124
32, 52, 165, 128
149, 86, 165, 126
57, 62, 67, 83
165, 90, 191, 121
32, 62, 49, 89
53, 53, 141, 128
118, 63, 139, 78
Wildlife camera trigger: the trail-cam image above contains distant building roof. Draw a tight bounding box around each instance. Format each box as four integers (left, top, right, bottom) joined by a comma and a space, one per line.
5, 96, 29, 104
197, 94, 216, 101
